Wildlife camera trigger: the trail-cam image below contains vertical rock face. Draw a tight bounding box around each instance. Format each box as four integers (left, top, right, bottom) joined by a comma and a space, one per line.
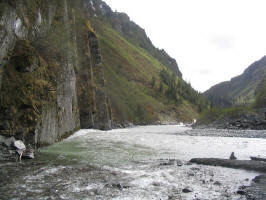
87, 30, 112, 130
0, 0, 112, 146
36, 0, 80, 145
0, 5, 23, 88
76, 22, 112, 130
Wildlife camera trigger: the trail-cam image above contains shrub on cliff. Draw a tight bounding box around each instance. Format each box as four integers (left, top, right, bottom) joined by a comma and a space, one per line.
255, 81, 266, 108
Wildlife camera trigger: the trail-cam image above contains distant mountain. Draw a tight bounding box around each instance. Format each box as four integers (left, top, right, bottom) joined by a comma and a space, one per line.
204, 56, 266, 107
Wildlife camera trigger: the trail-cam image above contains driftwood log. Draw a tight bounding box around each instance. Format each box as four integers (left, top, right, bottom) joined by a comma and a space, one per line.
250, 157, 266, 162
190, 158, 266, 173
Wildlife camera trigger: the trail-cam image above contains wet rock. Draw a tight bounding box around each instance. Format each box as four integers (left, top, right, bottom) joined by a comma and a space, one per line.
253, 175, 266, 183
0, 135, 5, 142
214, 181, 222, 186
105, 183, 129, 190
152, 182, 161, 186
0, 137, 33, 161
22, 145, 34, 159
230, 152, 237, 160
0, 135, 7, 146
168, 195, 176, 200
239, 185, 247, 189
237, 190, 246, 195
159, 159, 183, 166
187, 172, 195, 177
0, 144, 15, 161
182, 187, 193, 193
123, 122, 134, 128
244, 175, 266, 199
186, 162, 193, 166
190, 167, 200, 171
3, 137, 16, 149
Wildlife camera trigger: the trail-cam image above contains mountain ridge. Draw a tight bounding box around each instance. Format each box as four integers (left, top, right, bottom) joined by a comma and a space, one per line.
83, 0, 182, 77
204, 55, 266, 107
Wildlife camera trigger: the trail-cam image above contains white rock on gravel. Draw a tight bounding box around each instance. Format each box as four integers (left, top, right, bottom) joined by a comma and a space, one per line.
13, 140, 26, 150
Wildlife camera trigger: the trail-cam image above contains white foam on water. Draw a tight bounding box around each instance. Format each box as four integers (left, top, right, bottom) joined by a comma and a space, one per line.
16, 125, 266, 200
68, 129, 102, 139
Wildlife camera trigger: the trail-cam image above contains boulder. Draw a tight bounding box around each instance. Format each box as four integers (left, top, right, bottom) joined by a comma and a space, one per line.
105, 183, 130, 190
22, 145, 34, 159
12, 140, 26, 150
237, 190, 246, 195
182, 187, 193, 193
214, 181, 222, 186
159, 159, 183, 166
3, 136, 16, 149
0, 135, 6, 144
229, 152, 237, 160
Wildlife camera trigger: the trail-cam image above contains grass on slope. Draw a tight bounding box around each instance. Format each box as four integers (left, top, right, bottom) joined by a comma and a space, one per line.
91, 19, 199, 123
197, 105, 255, 124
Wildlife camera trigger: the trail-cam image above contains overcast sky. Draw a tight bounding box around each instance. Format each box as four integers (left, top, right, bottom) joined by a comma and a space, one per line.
103, 0, 266, 92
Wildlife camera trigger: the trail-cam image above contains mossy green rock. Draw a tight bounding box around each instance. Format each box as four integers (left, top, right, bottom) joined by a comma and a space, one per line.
0, 40, 56, 141
0, 0, 209, 146
0, 0, 111, 146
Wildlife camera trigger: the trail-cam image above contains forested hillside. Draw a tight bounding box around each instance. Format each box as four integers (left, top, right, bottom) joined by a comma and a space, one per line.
84, 0, 209, 124
204, 56, 266, 107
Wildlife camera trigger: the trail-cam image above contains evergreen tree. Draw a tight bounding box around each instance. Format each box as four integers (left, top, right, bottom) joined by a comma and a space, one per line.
151, 76, 155, 88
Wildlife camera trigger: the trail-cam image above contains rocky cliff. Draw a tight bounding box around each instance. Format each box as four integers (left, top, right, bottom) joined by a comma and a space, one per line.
204, 56, 266, 107
0, 0, 208, 147
0, 0, 111, 146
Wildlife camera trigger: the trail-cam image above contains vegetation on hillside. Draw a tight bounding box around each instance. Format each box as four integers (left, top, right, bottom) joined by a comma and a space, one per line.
204, 56, 266, 107
255, 79, 266, 108
197, 106, 254, 124
159, 69, 208, 111
0, 0, 211, 134
89, 18, 210, 124
198, 56, 266, 126
198, 79, 266, 125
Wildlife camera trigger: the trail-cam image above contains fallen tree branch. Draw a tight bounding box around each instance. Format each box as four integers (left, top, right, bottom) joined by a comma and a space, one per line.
190, 158, 266, 172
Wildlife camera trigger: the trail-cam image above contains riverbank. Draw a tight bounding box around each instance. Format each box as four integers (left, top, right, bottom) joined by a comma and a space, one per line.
189, 158, 266, 199
1, 125, 266, 199
180, 128, 266, 139
0, 156, 259, 200
194, 109, 266, 130
112, 120, 186, 129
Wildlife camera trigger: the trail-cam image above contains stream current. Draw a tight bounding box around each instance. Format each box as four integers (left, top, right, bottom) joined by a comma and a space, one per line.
1, 125, 266, 200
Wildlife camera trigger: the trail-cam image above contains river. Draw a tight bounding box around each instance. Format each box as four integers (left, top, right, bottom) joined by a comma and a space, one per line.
1, 125, 266, 200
